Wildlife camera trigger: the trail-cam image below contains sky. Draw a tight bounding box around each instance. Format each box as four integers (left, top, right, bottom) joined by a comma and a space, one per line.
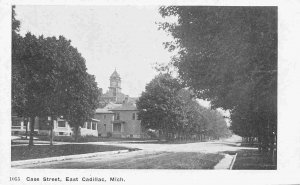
15, 5, 175, 97
15, 5, 229, 119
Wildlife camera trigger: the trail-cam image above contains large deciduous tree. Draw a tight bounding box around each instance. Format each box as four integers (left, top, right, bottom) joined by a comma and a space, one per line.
12, 6, 101, 145
64, 73, 101, 141
159, 6, 277, 151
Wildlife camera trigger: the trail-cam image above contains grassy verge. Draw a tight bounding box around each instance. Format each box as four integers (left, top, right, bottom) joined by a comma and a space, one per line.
95, 152, 224, 169
232, 149, 276, 170
11, 144, 132, 161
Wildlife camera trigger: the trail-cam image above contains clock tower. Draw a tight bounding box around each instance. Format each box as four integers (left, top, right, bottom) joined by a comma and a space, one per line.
109, 69, 121, 97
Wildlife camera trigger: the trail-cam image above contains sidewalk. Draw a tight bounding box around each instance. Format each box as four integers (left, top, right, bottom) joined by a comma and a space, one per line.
214, 153, 237, 169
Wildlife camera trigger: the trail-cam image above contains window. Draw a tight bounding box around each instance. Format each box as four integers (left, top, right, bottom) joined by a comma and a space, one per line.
132, 113, 136, 120
58, 121, 66, 127
113, 123, 121, 132
104, 115, 106, 119
87, 122, 91, 129
104, 124, 106, 132
12, 119, 21, 126
115, 113, 120, 120
92, 122, 96, 130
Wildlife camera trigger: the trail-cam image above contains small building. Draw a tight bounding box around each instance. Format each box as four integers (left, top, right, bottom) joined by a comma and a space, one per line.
39, 117, 73, 136
11, 115, 37, 135
11, 115, 99, 137
95, 101, 142, 138
80, 118, 101, 137
110, 102, 142, 138
94, 108, 115, 137
97, 69, 143, 138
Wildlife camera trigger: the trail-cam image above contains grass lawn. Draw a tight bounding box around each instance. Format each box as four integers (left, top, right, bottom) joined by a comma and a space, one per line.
96, 152, 224, 169
11, 144, 132, 161
232, 149, 276, 170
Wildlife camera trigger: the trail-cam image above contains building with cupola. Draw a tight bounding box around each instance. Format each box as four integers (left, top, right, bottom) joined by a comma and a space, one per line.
11, 69, 144, 139
96, 69, 143, 138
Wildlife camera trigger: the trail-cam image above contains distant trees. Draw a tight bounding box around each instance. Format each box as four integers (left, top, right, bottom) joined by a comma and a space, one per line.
12, 6, 101, 145
178, 89, 231, 140
137, 73, 230, 141
158, 6, 277, 152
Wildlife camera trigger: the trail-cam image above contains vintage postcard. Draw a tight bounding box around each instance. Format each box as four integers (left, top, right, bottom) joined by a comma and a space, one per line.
1, 0, 300, 185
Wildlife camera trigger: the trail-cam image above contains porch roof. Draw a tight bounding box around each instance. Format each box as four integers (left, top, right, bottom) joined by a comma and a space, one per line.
90, 118, 101, 122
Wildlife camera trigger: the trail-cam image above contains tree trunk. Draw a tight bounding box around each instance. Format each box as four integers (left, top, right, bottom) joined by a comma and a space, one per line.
50, 119, 54, 146
29, 116, 35, 146
74, 125, 79, 142
25, 118, 28, 139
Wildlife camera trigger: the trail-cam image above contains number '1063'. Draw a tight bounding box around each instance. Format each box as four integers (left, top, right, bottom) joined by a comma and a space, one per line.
10, 177, 20, 181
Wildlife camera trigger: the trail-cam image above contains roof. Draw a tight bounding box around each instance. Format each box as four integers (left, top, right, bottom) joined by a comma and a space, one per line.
109, 102, 138, 111
104, 102, 123, 110
95, 108, 114, 114
90, 118, 101, 122
110, 69, 120, 79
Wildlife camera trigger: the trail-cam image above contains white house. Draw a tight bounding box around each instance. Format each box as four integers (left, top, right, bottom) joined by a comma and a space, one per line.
11, 115, 99, 137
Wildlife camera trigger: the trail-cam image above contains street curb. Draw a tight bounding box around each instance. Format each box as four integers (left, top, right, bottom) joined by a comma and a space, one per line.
229, 153, 238, 170
11, 149, 130, 167
214, 154, 234, 170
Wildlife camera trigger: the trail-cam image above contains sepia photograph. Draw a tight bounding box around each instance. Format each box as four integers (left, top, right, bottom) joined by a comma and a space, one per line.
1, 1, 300, 185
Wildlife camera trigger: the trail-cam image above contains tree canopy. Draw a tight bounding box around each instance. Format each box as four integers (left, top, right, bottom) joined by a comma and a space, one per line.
159, 6, 277, 149
12, 6, 101, 145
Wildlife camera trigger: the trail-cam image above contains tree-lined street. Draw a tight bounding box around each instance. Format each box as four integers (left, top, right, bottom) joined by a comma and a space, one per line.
11, 5, 277, 170
158, 6, 277, 164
